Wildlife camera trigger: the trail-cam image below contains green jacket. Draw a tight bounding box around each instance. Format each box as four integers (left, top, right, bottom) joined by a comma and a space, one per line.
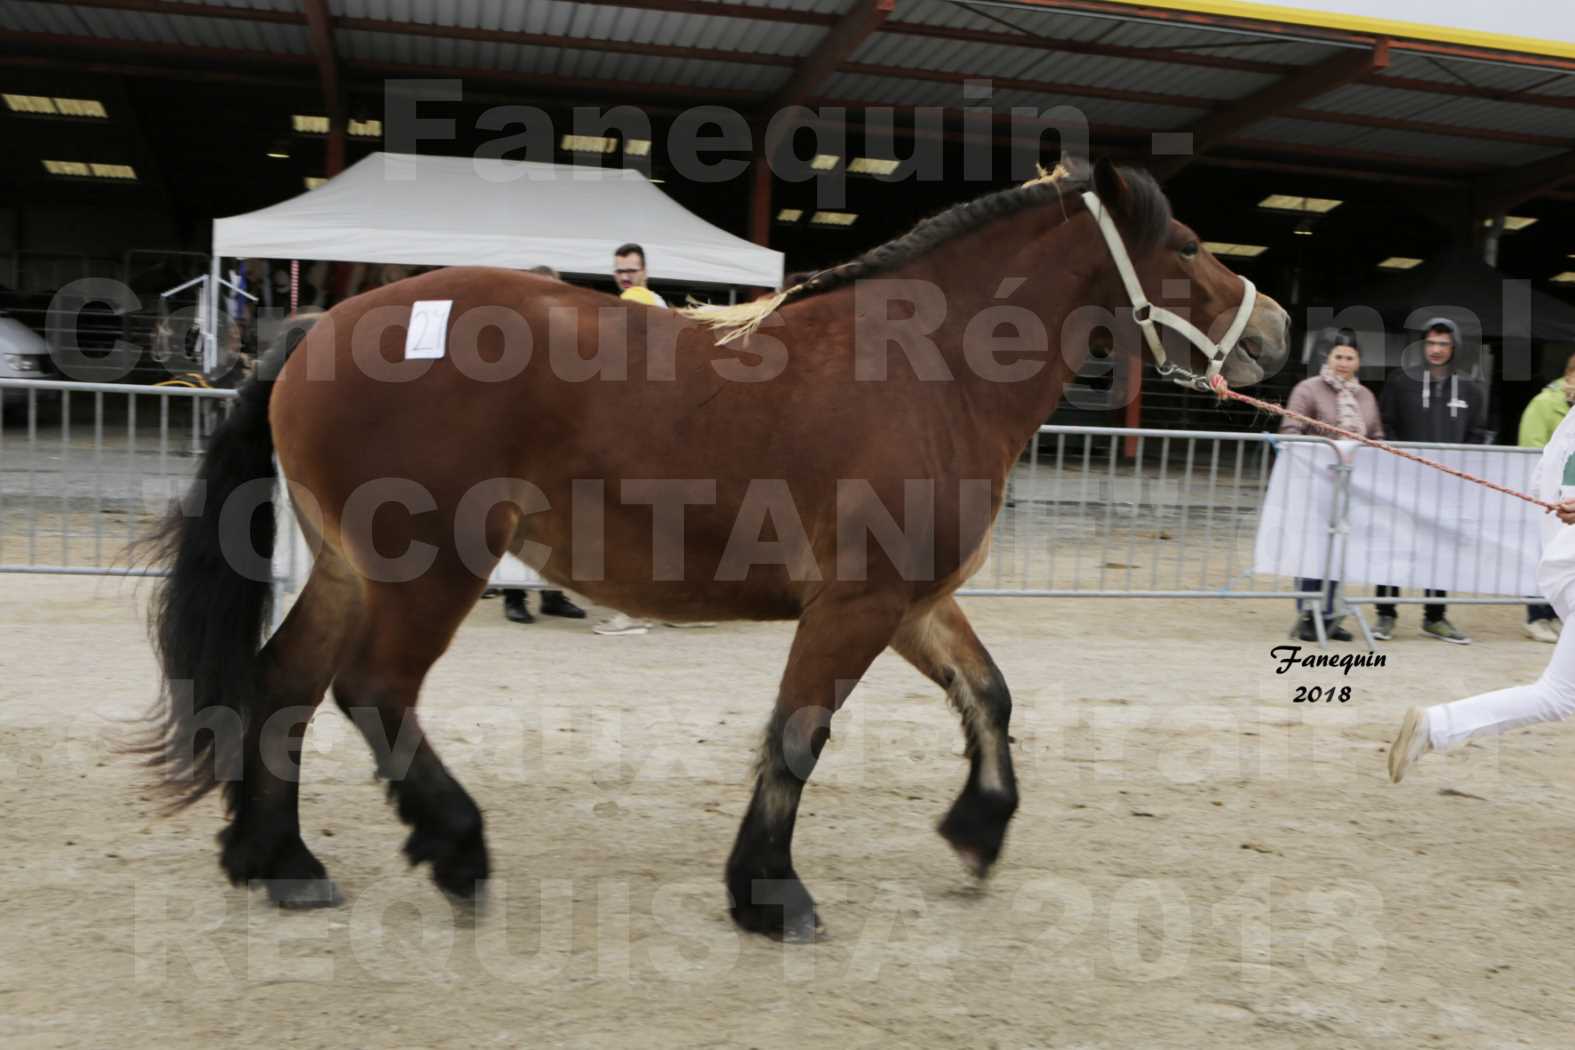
1519, 379, 1571, 449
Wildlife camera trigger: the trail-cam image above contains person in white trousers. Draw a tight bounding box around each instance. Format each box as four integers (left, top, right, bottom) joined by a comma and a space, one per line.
1389, 403, 1575, 781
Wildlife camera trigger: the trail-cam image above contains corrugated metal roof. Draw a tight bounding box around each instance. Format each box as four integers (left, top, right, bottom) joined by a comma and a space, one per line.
880, 0, 1027, 32
163, 0, 300, 11
727, 0, 848, 13
1348, 129, 1562, 166
853, 35, 1049, 79
925, 4, 1128, 44
8, 0, 1574, 184
1, 1, 98, 34
21, 3, 311, 54
923, 0, 1340, 68
855, 34, 1273, 101
333, 0, 821, 58
340, 28, 786, 92
1311, 84, 1459, 122
1186, 39, 1343, 66
1018, 53, 1271, 100
1247, 117, 1563, 167
1525, 74, 1575, 98
821, 73, 961, 108
1382, 52, 1569, 92
1312, 85, 1575, 141
1231, 117, 1363, 149
821, 71, 1203, 128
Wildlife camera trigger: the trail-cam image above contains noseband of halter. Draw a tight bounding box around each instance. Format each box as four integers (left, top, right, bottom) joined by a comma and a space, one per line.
1080, 190, 1257, 392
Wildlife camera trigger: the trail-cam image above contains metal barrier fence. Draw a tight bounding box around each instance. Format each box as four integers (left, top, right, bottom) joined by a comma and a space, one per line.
2, 383, 1537, 646
0, 378, 233, 578
961, 426, 1344, 602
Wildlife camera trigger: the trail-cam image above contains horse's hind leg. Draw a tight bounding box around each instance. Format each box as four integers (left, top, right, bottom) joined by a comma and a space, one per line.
332, 569, 491, 900
890, 595, 1019, 878
727, 590, 908, 941
221, 551, 360, 907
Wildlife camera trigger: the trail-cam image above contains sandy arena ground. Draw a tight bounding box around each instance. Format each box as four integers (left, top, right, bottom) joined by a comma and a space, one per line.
3, 576, 1574, 1049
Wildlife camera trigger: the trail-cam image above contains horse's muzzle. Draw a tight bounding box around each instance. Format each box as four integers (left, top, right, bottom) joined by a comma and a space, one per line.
1222, 293, 1291, 385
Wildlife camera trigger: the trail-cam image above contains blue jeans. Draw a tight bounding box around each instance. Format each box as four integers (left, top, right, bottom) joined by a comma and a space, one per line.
1298, 578, 1338, 621
1375, 585, 1445, 622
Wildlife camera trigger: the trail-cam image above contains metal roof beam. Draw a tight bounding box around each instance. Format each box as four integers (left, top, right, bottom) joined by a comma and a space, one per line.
302, 0, 346, 175
765, 0, 894, 114
1153, 41, 1389, 179
1474, 150, 1575, 213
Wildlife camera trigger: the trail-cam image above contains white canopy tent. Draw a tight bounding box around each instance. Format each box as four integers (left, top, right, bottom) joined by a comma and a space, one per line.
213, 151, 784, 286
207, 151, 784, 371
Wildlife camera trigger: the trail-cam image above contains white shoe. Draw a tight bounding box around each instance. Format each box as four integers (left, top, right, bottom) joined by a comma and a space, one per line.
1525, 619, 1559, 644
1388, 706, 1433, 784
593, 613, 648, 636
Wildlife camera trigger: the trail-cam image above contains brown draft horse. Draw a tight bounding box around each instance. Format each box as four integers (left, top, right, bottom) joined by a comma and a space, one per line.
143, 158, 1290, 940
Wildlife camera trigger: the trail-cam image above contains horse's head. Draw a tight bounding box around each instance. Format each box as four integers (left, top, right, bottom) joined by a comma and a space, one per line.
1083, 158, 1290, 387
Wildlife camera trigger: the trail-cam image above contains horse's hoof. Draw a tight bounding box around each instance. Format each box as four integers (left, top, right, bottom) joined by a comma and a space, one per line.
776, 910, 827, 944
937, 790, 1017, 879
727, 873, 823, 942
429, 840, 490, 901
267, 877, 344, 909
440, 877, 490, 912
730, 902, 826, 943
949, 844, 990, 880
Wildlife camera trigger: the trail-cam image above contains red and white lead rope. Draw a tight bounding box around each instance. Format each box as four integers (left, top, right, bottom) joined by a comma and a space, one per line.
1207, 374, 1559, 514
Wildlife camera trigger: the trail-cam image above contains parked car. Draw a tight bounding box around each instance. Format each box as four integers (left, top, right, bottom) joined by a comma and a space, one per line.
0, 304, 53, 410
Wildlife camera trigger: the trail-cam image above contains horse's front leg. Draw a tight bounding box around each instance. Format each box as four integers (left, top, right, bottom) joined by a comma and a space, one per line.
890, 595, 1019, 877
726, 590, 907, 941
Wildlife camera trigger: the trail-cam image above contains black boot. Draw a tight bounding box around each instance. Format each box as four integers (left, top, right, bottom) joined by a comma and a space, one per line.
503, 590, 535, 624
539, 591, 586, 619
1293, 613, 1319, 642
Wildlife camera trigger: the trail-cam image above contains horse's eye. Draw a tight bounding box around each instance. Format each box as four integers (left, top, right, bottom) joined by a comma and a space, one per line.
1180, 241, 1200, 259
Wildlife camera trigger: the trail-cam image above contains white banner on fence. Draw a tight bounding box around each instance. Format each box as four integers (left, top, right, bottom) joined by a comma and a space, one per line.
1254, 441, 1544, 595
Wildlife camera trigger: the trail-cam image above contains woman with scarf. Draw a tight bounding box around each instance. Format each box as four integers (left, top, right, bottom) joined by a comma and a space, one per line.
1280, 330, 1383, 642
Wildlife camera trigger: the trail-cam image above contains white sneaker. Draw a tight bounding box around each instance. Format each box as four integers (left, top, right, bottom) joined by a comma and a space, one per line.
1388, 706, 1433, 784
1525, 619, 1559, 644
593, 613, 648, 636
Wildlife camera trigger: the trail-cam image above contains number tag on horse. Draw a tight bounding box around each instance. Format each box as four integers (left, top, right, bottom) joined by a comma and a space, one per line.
404, 300, 453, 360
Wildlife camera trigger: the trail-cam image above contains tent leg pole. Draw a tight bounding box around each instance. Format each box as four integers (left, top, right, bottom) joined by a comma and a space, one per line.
206, 254, 221, 376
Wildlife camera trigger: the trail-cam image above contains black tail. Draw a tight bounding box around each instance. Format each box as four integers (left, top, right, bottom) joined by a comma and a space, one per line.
138, 318, 319, 810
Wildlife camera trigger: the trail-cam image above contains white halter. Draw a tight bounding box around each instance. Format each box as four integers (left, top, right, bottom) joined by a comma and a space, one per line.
1080, 190, 1257, 391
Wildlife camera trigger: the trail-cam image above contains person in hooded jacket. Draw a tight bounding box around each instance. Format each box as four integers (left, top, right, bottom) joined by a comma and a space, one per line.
1517, 351, 1575, 643
1374, 318, 1491, 645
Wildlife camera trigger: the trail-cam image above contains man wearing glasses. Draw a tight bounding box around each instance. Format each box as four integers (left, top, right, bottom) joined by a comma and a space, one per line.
1374, 318, 1490, 644
613, 243, 666, 306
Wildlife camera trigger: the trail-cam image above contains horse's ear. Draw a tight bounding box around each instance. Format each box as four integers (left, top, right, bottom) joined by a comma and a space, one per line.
1093, 157, 1128, 210
1058, 150, 1090, 181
